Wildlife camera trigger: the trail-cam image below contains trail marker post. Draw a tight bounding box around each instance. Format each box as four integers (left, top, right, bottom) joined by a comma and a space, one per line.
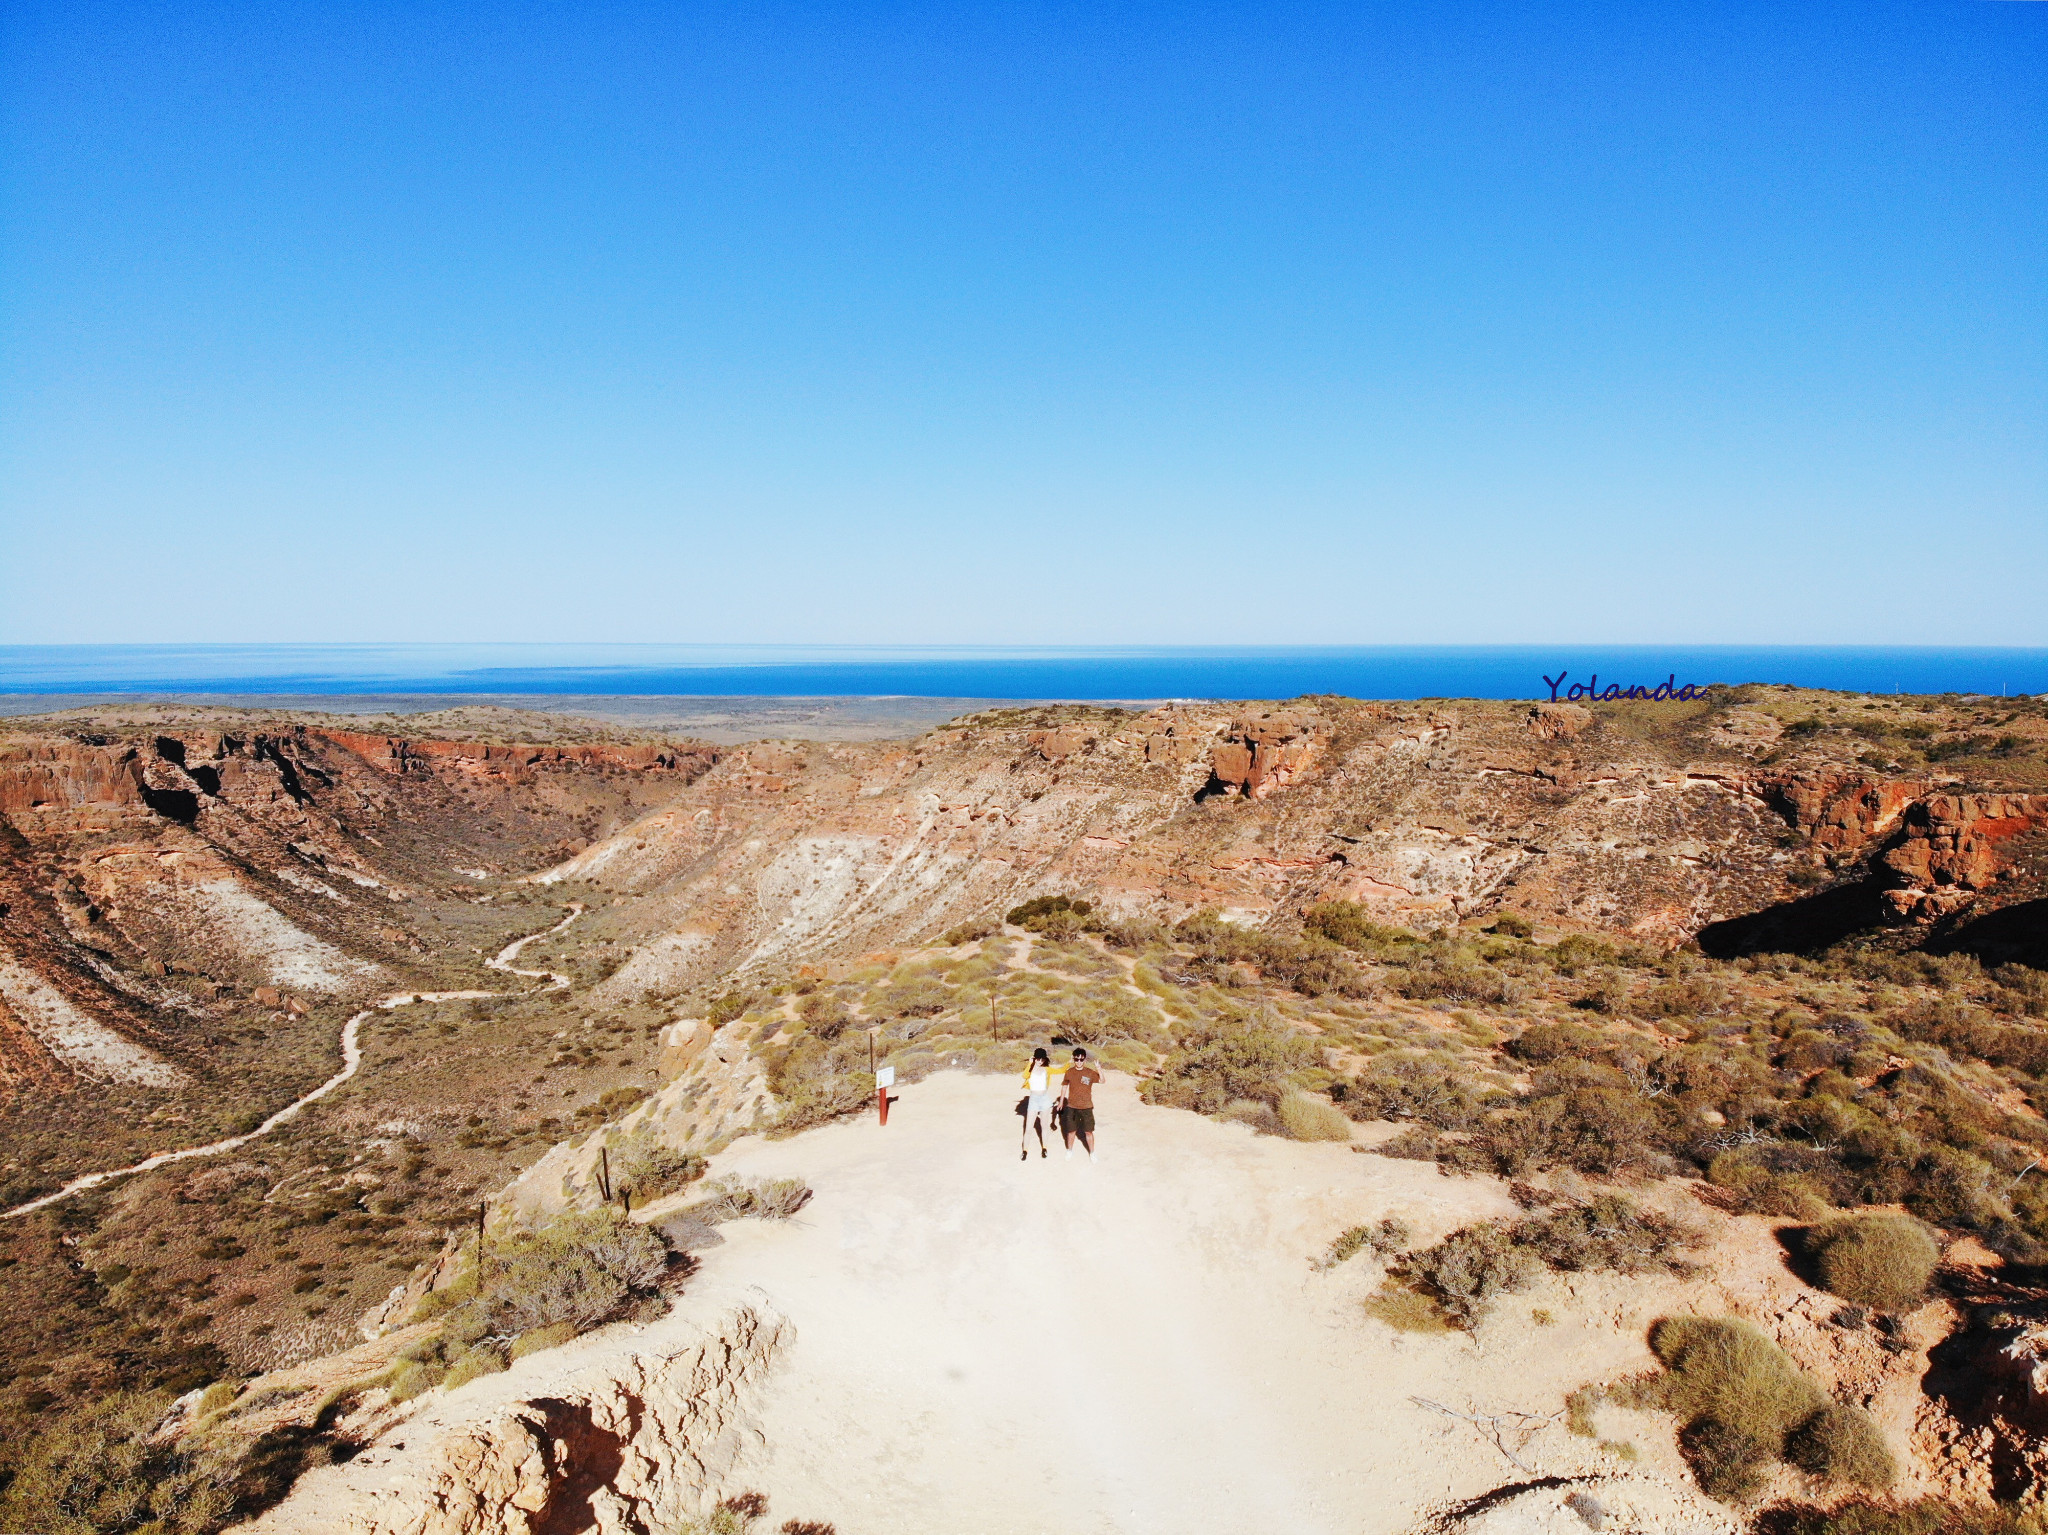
868, 1025, 894, 1125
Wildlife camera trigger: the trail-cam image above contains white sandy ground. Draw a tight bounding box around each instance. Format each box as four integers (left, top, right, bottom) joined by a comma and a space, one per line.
244, 1072, 1742, 1535
0, 952, 187, 1086
192, 876, 384, 992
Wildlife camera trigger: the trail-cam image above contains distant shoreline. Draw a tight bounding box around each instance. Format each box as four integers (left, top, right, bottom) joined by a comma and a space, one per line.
2, 643, 2044, 703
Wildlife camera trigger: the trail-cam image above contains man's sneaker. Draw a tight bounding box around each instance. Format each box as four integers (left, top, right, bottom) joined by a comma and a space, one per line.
1064, 1147, 1073, 1160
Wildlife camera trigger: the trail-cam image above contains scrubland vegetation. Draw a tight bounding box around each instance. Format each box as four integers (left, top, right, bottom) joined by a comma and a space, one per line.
7, 733, 2047, 1530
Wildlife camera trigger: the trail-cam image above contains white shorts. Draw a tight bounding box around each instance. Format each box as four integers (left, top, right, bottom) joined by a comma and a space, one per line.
1025, 1092, 1054, 1121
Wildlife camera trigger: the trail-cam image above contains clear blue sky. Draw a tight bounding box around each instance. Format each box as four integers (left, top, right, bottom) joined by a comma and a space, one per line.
2, 1, 2042, 646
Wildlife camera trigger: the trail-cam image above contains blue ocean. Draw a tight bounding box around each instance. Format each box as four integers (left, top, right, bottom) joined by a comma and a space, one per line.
1, 644, 2044, 702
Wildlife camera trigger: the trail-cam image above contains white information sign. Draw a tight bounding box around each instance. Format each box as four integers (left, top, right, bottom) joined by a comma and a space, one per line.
874, 1066, 896, 1089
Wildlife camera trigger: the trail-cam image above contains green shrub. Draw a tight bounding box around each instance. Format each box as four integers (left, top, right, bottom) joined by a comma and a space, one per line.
1708, 1154, 1832, 1221
1007, 895, 1092, 935
510, 1320, 580, 1360
1490, 913, 1534, 939
940, 921, 994, 946
615, 1141, 706, 1203
1786, 1403, 1895, 1488
1303, 902, 1421, 956
1277, 1091, 1353, 1141
1648, 1315, 1825, 1441
1141, 1018, 1317, 1115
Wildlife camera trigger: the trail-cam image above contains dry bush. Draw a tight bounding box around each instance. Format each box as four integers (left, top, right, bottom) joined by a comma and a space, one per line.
1361, 1283, 1454, 1333
1644, 1316, 1833, 1501
1786, 1403, 1895, 1489
1399, 1222, 1542, 1325
1219, 1098, 1286, 1135
1396, 962, 1520, 1005
1318, 1217, 1411, 1269
386, 1358, 446, 1403
486, 1212, 669, 1333
1340, 1055, 1489, 1129
1761, 1498, 2048, 1535
1505, 1022, 1610, 1064
1278, 1091, 1353, 1141
1808, 1214, 1940, 1313
1141, 1017, 1317, 1116
1680, 1418, 1771, 1502
441, 1346, 507, 1392
509, 1320, 578, 1360
1514, 1193, 1695, 1275
0, 1389, 235, 1535
692, 1176, 813, 1222
614, 1140, 706, 1203
876, 974, 950, 1018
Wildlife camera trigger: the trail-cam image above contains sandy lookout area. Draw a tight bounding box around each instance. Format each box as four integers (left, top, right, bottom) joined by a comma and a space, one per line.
245, 1072, 1735, 1535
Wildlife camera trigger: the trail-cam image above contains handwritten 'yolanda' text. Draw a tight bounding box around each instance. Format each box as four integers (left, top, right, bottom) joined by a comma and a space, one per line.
1541, 673, 1710, 703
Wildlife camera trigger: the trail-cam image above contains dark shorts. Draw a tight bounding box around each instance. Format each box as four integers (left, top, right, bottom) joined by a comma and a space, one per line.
1065, 1106, 1096, 1135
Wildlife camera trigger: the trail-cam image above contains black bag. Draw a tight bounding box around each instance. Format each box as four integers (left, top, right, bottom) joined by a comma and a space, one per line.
1014, 1096, 1028, 1117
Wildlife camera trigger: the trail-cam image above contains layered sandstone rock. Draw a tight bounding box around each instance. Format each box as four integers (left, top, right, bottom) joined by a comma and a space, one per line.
1205, 711, 1325, 799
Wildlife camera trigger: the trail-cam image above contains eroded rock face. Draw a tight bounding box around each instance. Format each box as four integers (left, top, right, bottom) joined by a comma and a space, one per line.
1757, 771, 2048, 922
1205, 712, 1326, 799
241, 1304, 790, 1535
0, 724, 722, 1100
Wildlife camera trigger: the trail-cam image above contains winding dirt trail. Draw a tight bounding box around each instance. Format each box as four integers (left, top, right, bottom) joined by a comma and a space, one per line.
1, 905, 584, 1220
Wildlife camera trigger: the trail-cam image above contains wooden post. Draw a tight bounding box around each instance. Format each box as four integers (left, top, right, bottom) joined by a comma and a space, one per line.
477, 1201, 488, 1296
598, 1146, 612, 1203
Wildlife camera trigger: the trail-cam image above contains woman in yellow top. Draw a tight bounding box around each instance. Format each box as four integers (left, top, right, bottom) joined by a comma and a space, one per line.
1019, 1046, 1057, 1160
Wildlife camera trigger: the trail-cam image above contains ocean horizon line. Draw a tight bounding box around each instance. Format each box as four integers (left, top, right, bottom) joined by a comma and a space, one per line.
2, 643, 2045, 703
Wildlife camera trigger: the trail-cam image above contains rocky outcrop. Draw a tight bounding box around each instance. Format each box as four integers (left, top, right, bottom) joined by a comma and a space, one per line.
1526, 702, 1593, 741
239, 1304, 790, 1535
1757, 771, 2048, 922
315, 731, 720, 782
0, 743, 148, 815
1759, 772, 1931, 853
1204, 711, 1325, 799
